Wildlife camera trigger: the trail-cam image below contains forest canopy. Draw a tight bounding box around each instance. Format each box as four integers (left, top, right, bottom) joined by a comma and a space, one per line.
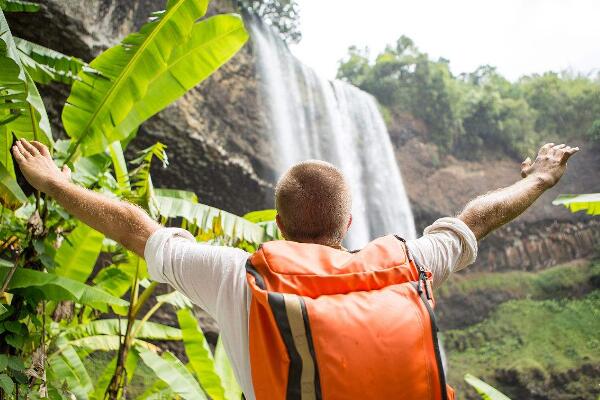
337, 36, 600, 160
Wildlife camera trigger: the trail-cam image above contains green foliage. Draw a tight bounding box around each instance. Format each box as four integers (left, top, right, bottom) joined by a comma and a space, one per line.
337, 36, 600, 159
553, 193, 600, 215
0, 0, 253, 398
464, 374, 511, 400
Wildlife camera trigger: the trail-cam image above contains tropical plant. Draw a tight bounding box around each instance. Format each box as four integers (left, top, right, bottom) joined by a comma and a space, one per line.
0, 0, 275, 398
553, 193, 600, 215
464, 373, 511, 400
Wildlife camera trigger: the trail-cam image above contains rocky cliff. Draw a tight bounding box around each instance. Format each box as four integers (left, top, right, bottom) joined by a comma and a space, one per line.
8, 0, 599, 271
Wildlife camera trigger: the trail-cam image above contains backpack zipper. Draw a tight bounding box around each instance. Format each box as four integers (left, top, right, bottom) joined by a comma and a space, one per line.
411, 276, 448, 400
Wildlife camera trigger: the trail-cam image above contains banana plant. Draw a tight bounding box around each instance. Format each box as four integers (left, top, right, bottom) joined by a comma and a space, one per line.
464, 373, 511, 400
553, 193, 600, 216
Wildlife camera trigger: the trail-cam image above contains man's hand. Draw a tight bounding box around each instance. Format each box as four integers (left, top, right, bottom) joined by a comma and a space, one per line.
11, 139, 160, 257
12, 139, 71, 194
459, 142, 580, 240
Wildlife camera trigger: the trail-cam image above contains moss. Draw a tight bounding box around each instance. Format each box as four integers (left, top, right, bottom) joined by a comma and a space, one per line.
445, 290, 600, 399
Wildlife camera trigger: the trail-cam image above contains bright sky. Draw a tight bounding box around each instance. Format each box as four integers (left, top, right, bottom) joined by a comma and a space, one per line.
291, 0, 600, 81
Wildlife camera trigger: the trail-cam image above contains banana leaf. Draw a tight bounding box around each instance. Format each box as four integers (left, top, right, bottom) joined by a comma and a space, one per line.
0, 266, 128, 311
156, 290, 193, 309
14, 37, 86, 85
114, 14, 249, 136
177, 308, 225, 400
0, 10, 52, 145
62, 0, 209, 156
214, 336, 242, 400
153, 190, 267, 244
464, 373, 511, 400
54, 222, 105, 282
552, 193, 600, 216
107, 140, 131, 192
137, 346, 208, 400
243, 209, 276, 223
0, 0, 40, 12
63, 319, 182, 341
47, 345, 93, 399
60, 335, 159, 353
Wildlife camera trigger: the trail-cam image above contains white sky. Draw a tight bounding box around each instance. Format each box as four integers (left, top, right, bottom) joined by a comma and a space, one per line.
290, 0, 600, 81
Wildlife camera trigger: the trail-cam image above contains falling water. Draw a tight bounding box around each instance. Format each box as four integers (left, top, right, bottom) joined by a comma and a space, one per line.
249, 21, 416, 249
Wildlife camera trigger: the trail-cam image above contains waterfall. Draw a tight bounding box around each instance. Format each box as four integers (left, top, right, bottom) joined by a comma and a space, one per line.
249, 20, 416, 248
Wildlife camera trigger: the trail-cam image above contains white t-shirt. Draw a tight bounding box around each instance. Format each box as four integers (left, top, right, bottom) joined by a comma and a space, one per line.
145, 217, 478, 400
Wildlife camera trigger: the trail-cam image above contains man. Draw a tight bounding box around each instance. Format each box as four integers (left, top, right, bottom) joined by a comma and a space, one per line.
12, 139, 578, 399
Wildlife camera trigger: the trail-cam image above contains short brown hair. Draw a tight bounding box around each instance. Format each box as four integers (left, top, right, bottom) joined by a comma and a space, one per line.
275, 160, 351, 246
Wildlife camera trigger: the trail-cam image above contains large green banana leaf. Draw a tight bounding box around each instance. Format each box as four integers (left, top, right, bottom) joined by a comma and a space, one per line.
48, 345, 93, 399
14, 37, 86, 85
156, 290, 194, 309
54, 222, 105, 282
464, 374, 511, 400
114, 14, 249, 136
214, 335, 243, 400
63, 319, 182, 341
107, 140, 131, 192
177, 308, 226, 400
553, 193, 600, 215
57, 335, 159, 353
0, 10, 52, 145
137, 346, 208, 400
0, 0, 40, 12
153, 188, 268, 244
62, 0, 209, 157
0, 266, 128, 311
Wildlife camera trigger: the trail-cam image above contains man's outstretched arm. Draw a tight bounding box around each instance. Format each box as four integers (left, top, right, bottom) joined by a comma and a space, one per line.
458, 143, 579, 240
12, 139, 160, 257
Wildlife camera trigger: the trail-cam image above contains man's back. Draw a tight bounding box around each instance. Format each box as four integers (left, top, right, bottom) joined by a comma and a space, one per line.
145, 218, 477, 399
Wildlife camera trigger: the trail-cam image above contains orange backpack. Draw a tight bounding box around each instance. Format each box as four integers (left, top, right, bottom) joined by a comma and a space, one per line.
245, 235, 455, 400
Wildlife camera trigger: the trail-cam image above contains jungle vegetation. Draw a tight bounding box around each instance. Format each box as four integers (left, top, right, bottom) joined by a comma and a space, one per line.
337, 36, 600, 160
0, 0, 281, 398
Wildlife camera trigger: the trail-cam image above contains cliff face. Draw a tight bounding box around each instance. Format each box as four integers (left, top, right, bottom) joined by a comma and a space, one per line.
7, 0, 598, 266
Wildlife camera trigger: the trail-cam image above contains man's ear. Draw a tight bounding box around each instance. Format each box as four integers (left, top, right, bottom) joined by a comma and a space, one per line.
275, 214, 287, 239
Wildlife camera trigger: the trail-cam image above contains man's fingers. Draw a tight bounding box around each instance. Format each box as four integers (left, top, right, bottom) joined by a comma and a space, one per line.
20, 139, 40, 156
560, 146, 580, 165
520, 156, 532, 178
15, 140, 30, 159
12, 145, 26, 162
539, 142, 555, 155
552, 144, 566, 150
31, 141, 51, 157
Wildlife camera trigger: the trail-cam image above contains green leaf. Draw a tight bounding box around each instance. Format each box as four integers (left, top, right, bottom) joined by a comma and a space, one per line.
156, 290, 193, 309
0, 0, 40, 12
552, 193, 600, 216
214, 336, 242, 400
0, 354, 7, 372
47, 346, 92, 399
0, 373, 14, 395
62, 0, 209, 156
14, 37, 86, 85
93, 266, 132, 298
89, 355, 116, 400
107, 140, 130, 192
153, 190, 267, 244
115, 14, 249, 136
61, 335, 159, 353
0, 266, 128, 311
0, 10, 53, 145
0, 303, 6, 317
54, 222, 104, 282
243, 209, 276, 223
137, 346, 208, 400
63, 319, 181, 341
464, 373, 511, 400
0, 160, 26, 209
177, 308, 225, 400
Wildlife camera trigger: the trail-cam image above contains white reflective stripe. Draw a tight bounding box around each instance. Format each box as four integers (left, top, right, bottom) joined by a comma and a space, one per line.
283, 294, 316, 400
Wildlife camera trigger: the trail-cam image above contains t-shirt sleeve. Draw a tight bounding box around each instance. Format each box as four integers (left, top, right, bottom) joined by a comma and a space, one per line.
405, 217, 478, 289
144, 227, 251, 318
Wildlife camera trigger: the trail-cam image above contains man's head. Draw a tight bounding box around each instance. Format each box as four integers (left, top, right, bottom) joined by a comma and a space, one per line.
275, 160, 352, 247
